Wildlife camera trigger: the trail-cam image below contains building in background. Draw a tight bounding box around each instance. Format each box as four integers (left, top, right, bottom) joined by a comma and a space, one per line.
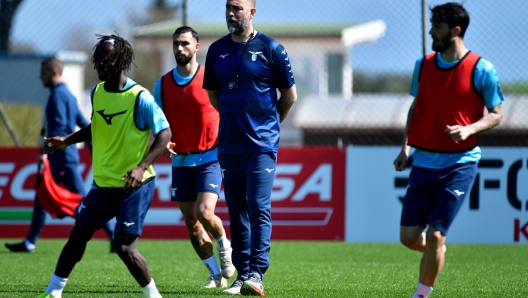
134, 20, 386, 145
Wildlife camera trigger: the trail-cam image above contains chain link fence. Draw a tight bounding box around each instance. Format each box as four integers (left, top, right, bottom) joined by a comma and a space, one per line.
1, 0, 526, 147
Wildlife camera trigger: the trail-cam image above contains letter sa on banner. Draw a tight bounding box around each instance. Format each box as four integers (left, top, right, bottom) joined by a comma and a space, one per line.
147, 147, 346, 240
269, 147, 346, 240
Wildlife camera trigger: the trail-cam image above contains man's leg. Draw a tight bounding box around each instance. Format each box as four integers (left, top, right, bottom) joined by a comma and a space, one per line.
4, 162, 49, 252
196, 192, 235, 281
61, 162, 115, 250
113, 232, 153, 287
420, 226, 446, 286
219, 154, 251, 295
39, 223, 97, 297
240, 153, 275, 296
5, 196, 47, 252
114, 178, 161, 297
193, 161, 235, 280
179, 200, 226, 288
5, 195, 46, 252
401, 225, 433, 298
246, 153, 275, 276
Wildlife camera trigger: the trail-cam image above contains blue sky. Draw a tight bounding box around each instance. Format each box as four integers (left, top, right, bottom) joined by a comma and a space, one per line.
11, 0, 527, 82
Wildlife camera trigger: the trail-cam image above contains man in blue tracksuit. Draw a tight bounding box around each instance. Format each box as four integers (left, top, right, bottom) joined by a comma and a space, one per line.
203, 0, 297, 295
4, 57, 114, 253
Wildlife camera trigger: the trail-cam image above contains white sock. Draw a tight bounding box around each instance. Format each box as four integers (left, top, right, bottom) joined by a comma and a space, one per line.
25, 239, 35, 251
214, 232, 231, 251
141, 278, 161, 298
202, 255, 221, 275
45, 274, 68, 296
413, 283, 433, 298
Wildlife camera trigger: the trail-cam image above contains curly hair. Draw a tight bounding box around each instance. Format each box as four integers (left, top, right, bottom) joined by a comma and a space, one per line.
91, 34, 134, 72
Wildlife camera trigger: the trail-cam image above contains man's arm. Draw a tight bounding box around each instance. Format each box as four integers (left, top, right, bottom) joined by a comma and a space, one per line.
206, 90, 219, 111
277, 85, 297, 123
393, 98, 417, 171
43, 124, 91, 153
445, 103, 503, 141
122, 127, 171, 191
76, 109, 89, 129
138, 127, 171, 171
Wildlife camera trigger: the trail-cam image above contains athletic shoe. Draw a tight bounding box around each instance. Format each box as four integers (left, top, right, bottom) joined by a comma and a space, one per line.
240, 272, 265, 296
218, 246, 236, 279
37, 293, 60, 298
204, 273, 227, 288
5, 241, 34, 253
223, 275, 247, 295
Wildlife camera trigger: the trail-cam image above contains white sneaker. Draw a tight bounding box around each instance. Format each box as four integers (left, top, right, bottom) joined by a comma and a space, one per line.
223, 275, 247, 295
218, 246, 236, 279
204, 273, 227, 288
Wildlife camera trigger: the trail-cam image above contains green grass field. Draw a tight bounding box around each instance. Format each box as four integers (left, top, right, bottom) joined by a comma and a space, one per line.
0, 239, 526, 297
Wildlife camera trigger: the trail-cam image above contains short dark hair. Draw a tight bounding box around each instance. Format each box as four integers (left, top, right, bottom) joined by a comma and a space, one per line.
172, 26, 199, 43
430, 2, 470, 38
41, 57, 64, 75
91, 34, 134, 72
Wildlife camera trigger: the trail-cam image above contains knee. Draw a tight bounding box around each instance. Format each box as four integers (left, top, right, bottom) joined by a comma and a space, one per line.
69, 224, 96, 244
400, 231, 423, 249
196, 209, 213, 225
400, 234, 416, 248
425, 230, 444, 247
112, 233, 138, 258
113, 242, 132, 258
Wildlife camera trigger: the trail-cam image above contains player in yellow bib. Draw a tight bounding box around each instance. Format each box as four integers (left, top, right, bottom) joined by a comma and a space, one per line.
38, 34, 171, 298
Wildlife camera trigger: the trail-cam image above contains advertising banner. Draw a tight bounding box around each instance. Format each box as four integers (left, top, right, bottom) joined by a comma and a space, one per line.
0, 147, 346, 240
346, 146, 528, 244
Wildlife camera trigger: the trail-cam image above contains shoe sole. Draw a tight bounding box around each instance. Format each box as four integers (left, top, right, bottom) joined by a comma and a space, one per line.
204, 281, 227, 288
240, 283, 264, 296
223, 288, 241, 295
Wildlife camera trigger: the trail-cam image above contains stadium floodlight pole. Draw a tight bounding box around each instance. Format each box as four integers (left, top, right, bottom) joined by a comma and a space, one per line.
182, 0, 188, 26
421, 0, 427, 56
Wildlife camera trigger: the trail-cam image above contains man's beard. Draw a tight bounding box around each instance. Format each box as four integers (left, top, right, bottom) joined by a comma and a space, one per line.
176, 55, 192, 66
227, 17, 249, 35
432, 33, 453, 52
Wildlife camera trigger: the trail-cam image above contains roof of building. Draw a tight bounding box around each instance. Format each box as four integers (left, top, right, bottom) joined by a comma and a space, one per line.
292, 94, 526, 130
136, 20, 364, 38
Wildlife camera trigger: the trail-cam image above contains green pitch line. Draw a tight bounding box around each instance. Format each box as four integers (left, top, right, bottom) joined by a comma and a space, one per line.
0, 209, 33, 221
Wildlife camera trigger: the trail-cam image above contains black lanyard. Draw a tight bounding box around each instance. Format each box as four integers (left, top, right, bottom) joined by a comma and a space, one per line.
228, 31, 255, 90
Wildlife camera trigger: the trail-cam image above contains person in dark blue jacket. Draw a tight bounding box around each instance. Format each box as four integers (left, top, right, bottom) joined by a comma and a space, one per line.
5, 57, 114, 253
204, 0, 297, 295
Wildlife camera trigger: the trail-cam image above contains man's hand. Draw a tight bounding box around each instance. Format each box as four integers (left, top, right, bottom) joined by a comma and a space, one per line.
445, 125, 472, 141
394, 150, 409, 172
164, 142, 177, 159
43, 136, 68, 153
122, 167, 146, 193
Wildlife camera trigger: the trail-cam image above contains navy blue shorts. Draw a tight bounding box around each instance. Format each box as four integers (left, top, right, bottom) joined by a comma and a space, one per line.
171, 161, 222, 202
75, 178, 155, 235
400, 162, 477, 235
